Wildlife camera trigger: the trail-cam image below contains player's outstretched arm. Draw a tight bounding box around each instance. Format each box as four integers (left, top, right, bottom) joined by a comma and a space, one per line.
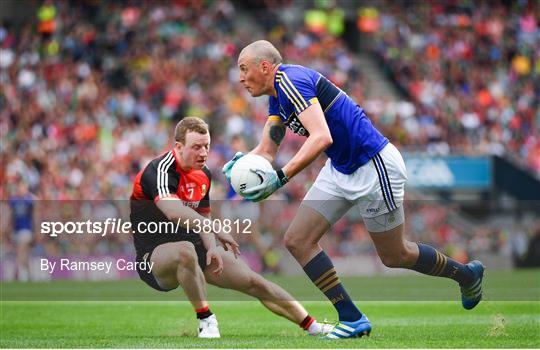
157, 197, 213, 228
251, 116, 285, 163
199, 212, 240, 259
157, 198, 239, 266
281, 103, 332, 179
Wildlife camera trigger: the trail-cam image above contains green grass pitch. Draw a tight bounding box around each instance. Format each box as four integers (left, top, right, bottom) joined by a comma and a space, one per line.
1, 270, 539, 348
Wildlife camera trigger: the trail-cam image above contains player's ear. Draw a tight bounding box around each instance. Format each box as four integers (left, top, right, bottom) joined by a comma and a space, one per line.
261, 60, 271, 74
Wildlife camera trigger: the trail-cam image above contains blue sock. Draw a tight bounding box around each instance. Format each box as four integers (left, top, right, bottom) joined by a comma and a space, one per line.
412, 243, 474, 287
303, 251, 362, 322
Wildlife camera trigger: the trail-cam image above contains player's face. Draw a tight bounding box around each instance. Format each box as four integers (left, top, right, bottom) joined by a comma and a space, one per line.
177, 131, 210, 170
238, 55, 271, 97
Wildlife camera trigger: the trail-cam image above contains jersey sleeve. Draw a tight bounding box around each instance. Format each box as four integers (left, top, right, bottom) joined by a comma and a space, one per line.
276, 68, 319, 115
268, 96, 280, 121
140, 155, 180, 203
197, 167, 211, 215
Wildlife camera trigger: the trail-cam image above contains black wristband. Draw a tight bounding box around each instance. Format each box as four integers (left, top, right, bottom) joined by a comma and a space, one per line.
276, 169, 289, 185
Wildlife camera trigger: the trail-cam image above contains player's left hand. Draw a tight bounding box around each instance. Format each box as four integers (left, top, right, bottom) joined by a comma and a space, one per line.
243, 168, 285, 202
206, 247, 224, 275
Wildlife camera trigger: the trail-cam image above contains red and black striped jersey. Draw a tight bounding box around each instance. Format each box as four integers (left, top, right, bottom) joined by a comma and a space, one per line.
131, 150, 211, 215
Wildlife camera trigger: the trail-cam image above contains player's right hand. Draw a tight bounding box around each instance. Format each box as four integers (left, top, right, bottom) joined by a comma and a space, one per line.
222, 152, 245, 182
206, 247, 223, 274
243, 168, 284, 202
215, 231, 241, 259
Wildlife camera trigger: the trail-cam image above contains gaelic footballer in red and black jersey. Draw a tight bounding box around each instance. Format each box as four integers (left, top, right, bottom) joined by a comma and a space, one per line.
130, 149, 211, 257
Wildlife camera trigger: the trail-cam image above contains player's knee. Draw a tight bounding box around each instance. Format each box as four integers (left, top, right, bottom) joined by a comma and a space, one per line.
283, 235, 298, 255
283, 232, 305, 255
175, 242, 198, 267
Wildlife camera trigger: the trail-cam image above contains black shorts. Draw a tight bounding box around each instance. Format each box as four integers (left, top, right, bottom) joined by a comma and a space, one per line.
136, 233, 208, 292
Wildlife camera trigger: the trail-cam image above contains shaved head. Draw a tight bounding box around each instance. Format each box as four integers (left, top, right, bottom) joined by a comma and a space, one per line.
239, 40, 282, 65
238, 40, 282, 97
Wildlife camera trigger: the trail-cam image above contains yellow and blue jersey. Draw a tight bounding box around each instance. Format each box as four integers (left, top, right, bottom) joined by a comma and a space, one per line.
8, 196, 34, 232
269, 64, 388, 174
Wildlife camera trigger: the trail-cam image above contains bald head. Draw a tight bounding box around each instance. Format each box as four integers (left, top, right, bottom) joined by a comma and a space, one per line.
237, 40, 282, 97
239, 40, 282, 65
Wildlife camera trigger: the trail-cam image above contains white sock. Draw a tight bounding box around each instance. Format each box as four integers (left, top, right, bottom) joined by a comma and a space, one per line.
307, 321, 322, 335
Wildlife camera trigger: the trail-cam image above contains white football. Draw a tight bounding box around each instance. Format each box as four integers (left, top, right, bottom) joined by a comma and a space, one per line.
230, 154, 273, 197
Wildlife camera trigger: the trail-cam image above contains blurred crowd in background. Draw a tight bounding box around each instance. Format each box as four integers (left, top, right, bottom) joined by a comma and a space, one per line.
371, 0, 539, 172
1, 0, 538, 276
